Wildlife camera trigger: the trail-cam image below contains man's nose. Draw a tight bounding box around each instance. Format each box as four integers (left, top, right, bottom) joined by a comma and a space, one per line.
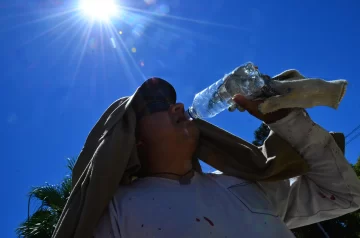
170, 103, 185, 114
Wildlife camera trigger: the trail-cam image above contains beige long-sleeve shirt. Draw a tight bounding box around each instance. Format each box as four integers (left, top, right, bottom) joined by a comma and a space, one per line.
260, 109, 360, 229
94, 109, 360, 237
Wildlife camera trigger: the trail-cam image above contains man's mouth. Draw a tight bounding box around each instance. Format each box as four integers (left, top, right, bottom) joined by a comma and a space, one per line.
176, 116, 188, 124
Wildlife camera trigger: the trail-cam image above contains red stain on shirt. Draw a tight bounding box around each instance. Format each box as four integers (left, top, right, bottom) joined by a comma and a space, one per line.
319, 193, 326, 198
203, 216, 214, 226
330, 195, 336, 200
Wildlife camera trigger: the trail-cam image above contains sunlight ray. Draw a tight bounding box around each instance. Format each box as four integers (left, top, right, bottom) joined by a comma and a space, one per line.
45, 16, 85, 50
112, 9, 226, 46
54, 20, 90, 116
111, 11, 190, 45
60, 20, 88, 62
102, 22, 134, 76
113, 10, 188, 35
109, 23, 147, 81
98, 23, 109, 96
20, 13, 81, 46
72, 21, 94, 81
121, 5, 247, 31
99, 23, 106, 70
70, 19, 93, 63
0, 7, 76, 23
45, 18, 86, 69
108, 39, 138, 88
8, 8, 79, 31
104, 22, 146, 87
144, 15, 221, 45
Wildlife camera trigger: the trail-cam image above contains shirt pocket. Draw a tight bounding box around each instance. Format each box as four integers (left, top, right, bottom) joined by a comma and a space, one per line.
228, 182, 278, 217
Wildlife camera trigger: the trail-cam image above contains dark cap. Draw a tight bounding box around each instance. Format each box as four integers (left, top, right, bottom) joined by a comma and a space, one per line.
132, 77, 177, 121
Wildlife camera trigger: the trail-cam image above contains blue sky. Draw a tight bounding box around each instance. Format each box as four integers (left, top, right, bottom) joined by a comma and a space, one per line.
1, 0, 360, 236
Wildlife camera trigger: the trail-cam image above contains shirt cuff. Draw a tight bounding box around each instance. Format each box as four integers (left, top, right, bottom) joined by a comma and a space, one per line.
266, 109, 321, 151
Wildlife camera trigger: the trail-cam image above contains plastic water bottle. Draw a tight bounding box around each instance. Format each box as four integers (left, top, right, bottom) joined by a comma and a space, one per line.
186, 62, 272, 119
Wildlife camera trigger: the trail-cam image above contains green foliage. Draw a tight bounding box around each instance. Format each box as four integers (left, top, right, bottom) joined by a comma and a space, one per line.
352, 158, 360, 180
16, 208, 58, 238
16, 158, 76, 238
252, 123, 270, 146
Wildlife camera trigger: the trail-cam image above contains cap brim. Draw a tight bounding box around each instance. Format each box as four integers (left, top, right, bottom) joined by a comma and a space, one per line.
102, 78, 176, 134
137, 77, 176, 104
131, 77, 177, 120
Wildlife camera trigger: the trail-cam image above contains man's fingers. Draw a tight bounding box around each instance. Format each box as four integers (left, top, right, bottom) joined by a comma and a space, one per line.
237, 105, 246, 112
232, 95, 262, 110
232, 94, 266, 119
232, 95, 249, 108
232, 94, 292, 123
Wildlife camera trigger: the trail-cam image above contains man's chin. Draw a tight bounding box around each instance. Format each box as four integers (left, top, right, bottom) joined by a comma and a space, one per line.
174, 120, 199, 139
183, 125, 199, 141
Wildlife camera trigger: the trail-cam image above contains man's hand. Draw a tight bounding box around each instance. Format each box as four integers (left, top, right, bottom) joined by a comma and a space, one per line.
232, 95, 292, 124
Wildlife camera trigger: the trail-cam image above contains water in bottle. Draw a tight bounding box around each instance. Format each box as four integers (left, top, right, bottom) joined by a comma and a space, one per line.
186, 62, 274, 119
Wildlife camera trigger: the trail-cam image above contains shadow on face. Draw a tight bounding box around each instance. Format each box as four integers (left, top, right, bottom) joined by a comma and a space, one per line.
136, 103, 200, 148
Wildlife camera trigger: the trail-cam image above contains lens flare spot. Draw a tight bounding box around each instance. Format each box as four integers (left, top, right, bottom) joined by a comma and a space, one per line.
144, 0, 156, 5
155, 4, 170, 16
131, 47, 137, 53
110, 37, 116, 48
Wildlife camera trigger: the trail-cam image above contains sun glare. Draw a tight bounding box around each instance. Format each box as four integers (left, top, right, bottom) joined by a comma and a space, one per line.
80, 0, 118, 21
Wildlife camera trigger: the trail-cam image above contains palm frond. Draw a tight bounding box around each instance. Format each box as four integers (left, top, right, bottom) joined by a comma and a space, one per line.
29, 185, 65, 213
59, 176, 72, 200
18, 157, 77, 237
66, 157, 77, 172
16, 207, 58, 238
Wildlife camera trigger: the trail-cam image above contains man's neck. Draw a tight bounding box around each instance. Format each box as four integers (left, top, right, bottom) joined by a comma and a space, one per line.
147, 169, 195, 182
143, 147, 195, 180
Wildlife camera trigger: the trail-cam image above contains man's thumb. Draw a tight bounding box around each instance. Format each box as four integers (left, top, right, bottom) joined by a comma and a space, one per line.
232, 94, 248, 107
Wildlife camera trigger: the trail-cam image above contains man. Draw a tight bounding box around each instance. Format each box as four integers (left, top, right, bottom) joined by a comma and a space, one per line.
93, 78, 360, 238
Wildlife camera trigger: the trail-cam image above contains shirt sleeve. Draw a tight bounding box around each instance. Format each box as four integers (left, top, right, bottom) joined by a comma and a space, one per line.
258, 109, 360, 229
93, 200, 122, 238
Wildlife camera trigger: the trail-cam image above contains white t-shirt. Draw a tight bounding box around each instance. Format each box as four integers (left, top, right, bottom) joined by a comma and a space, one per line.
95, 172, 295, 238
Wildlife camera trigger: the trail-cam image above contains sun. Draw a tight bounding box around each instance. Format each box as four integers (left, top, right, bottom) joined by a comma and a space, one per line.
79, 0, 118, 21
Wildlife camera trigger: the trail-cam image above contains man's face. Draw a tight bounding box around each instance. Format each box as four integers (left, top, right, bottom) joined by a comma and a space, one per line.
137, 103, 199, 147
